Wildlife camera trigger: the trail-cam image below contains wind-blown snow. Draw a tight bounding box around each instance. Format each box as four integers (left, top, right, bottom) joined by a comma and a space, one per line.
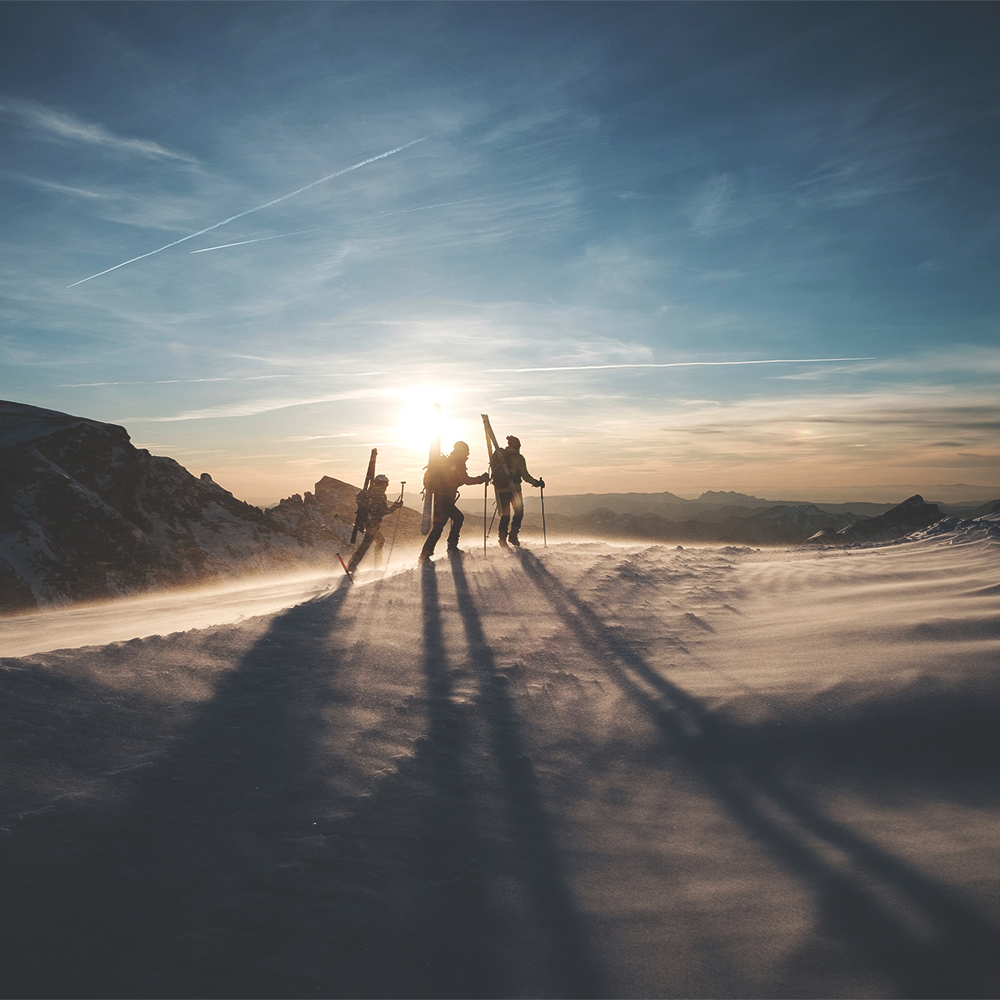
0, 527, 997, 998
0, 570, 341, 659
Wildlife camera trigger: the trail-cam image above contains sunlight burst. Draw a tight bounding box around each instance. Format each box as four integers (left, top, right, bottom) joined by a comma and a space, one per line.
394, 386, 471, 455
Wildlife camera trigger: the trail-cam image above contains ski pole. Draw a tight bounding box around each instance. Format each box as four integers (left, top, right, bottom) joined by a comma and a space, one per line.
483, 477, 488, 555
385, 482, 405, 570
337, 553, 354, 583
540, 483, 547, 548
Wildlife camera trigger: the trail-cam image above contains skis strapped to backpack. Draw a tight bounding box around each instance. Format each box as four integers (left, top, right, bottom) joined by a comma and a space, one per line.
350, 448, 378, 543
482, 413, 519, 512
420, 404, 442, 535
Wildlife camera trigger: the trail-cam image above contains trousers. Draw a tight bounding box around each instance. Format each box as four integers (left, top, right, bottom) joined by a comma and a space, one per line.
347, 520, 385, 572
497, 490, 524, 540
420, 495, 464, 558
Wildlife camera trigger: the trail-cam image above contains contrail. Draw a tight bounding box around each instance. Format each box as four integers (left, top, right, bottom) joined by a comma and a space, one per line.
67, 135, 430, 287
189, 199, 475, 253
485, 357, 876, 373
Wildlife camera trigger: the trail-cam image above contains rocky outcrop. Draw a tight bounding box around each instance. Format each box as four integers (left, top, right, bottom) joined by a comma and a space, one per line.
805, 495, 945, 545
728, 504, 860, 544
0, 401, 359, 613
266, 475, 424, 547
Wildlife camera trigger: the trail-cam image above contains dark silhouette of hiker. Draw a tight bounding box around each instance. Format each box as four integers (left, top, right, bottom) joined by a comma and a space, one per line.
348, 474, 402, 573
419, 441, 488, 562
491, 435, 543, 548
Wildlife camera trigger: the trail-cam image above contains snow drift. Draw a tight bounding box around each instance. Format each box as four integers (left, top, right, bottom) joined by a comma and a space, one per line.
0, 521, 998, 998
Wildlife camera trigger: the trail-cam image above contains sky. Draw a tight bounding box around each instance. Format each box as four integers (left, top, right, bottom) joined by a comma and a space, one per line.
1, 1, 998, 506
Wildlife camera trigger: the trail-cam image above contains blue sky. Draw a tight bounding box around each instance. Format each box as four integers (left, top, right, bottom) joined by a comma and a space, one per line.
2, 1, 998, 504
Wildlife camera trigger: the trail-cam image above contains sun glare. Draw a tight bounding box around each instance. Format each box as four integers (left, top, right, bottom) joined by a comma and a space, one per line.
395, 386, 471, 455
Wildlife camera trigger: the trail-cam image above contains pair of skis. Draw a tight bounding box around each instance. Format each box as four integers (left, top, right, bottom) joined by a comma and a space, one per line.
420, 403, 442, 535
482, 413, 516, 510
350, 447, 378, 544
339, 446, 378, 582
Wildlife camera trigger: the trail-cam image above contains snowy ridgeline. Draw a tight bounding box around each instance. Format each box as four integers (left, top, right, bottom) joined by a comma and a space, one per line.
0, 530, 999, 998
0, 400, 424, 613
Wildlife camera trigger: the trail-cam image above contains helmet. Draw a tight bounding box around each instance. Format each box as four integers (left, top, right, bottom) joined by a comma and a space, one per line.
373, 474, 389, 485
506, 435, 521, 448
452, 440, 470, 456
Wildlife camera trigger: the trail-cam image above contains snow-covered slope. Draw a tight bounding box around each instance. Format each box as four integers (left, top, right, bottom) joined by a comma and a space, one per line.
1, 529, 997, 998
0, 401, 361, 612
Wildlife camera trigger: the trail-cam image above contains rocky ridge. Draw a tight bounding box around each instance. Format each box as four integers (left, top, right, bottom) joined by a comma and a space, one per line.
0, 401, 419, 613
804, 495, 948, 545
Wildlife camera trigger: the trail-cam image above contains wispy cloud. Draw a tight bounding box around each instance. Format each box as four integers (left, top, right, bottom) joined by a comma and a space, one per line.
124, 387, 396, 423
485, 357, 876, 374
188, 198, 475, 254
285, 433, 356, 441
690, 174, 734, 236
0, 96, 198, 163
67, 134, 432, 287
3, 171, 114, 200
59, 375, 295, 388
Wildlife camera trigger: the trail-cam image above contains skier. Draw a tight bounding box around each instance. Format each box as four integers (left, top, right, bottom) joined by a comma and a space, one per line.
491, 434, 544, 548
348, 474, 403, 574
419, 441, 489, 562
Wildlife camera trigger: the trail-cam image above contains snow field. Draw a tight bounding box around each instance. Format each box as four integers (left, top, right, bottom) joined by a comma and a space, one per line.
0, 531, 998, 997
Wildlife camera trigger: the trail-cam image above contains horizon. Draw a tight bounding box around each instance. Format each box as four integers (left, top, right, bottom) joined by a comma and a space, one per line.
2, 3, 998, 503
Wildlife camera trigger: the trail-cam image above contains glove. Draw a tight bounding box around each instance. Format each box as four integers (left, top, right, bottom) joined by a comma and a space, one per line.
537, 478, 545, 489
478, 472, 490, 484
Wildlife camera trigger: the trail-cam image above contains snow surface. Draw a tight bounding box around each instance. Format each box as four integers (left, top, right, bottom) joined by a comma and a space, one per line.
0, 569, 341, 659
1, 528, 998, 998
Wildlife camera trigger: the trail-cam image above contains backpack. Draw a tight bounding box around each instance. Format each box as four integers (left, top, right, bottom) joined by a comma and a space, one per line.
490, 448, 513, 491
354, 488, 380, 523
423, 454, 449, 494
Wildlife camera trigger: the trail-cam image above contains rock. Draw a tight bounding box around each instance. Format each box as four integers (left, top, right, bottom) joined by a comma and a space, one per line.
826, 495, 945, 545
0, 400, 355, 612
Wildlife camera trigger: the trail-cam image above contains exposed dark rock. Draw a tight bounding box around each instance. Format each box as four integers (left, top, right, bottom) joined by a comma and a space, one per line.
266, 475, 424, 547
806, 495, 945, 546
0, 401, 360, 613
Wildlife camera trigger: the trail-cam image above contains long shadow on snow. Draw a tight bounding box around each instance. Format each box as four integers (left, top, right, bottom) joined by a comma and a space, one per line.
447, 551, 606, 999
1, 578, 357, 999
515, 549, 1000, 1000
399, 562, 508, 998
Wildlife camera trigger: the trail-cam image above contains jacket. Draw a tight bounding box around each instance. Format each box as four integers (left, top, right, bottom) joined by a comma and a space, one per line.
433, 456, 488, 500
495, 447, 540, 491
356, 488, 399, 524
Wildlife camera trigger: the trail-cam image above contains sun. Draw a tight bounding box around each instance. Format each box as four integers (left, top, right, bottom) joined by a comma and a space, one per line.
394, 386, 472, 456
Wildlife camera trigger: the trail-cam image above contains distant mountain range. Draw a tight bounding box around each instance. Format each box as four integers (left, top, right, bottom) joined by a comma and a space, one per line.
461, 488, 998, 547
529, 488, 992, 518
